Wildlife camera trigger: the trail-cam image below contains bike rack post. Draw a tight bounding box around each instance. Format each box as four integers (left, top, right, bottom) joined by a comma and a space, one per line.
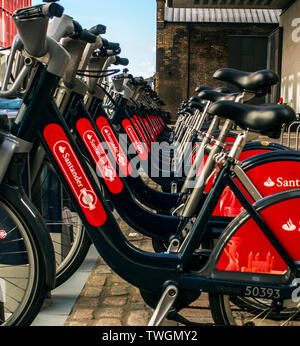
280, 124, 285, 146
283, 120, 300, 151
287, 122, 294, 148
296, 123, 300, 151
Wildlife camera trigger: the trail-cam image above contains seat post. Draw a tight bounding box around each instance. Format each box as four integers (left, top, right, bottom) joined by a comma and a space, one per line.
180, 92, 244, 194
180, 118, 234, 218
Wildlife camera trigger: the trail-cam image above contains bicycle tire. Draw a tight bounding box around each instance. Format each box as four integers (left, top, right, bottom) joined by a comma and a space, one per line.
0, 195, 47, 326
208, 190, 300, 326
31, 159, 91, 288
209, 293, 300, 326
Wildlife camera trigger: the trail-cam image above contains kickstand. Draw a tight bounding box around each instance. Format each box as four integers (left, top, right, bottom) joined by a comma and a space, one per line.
0, 302, 4, 323
148, 285, 178, 326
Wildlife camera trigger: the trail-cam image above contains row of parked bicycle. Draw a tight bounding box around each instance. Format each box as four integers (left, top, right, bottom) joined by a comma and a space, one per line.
1, 1, 300, 326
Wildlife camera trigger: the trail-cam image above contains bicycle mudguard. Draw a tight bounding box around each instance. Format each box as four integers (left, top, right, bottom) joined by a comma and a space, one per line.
211, 145, 296, 217
204, 189, 300, 286
0, 182, 56, 290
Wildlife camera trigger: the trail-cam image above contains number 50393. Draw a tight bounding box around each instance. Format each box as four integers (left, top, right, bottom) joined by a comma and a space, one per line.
245, 286, 280, 299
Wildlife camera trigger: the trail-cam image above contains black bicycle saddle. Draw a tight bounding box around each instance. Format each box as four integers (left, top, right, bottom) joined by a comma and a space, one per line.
208, 100, 296, 138
187, 100, 206, 112
195, 85, 231, 94
197, 90, 240, 102
213, 68, 279, 96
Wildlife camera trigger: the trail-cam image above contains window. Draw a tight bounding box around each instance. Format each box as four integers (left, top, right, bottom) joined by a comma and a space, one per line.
228, 35, 268, 104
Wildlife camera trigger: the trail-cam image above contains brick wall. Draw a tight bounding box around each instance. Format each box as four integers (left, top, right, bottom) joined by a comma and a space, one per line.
155, 2, 278, 122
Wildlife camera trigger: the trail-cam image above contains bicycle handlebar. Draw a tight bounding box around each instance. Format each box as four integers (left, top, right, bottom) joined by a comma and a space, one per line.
13, 4, 64, 57
42, 2, 64, 17
102, 38, 120, 51
70, 21, 97, 43
114, 56, 129, 66
89, 24, 107, 35
79, 30, 97, 43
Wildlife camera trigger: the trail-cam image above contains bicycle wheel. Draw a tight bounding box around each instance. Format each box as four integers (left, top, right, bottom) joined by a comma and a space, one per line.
0, 196, 46, 326
209, 293, 300, 326
31, 160, 91, 288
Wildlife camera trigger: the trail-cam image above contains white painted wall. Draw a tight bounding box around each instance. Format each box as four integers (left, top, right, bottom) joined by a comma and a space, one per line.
280, 1, 300, 114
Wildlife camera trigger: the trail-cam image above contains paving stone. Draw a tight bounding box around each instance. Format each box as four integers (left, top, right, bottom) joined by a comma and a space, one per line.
94, 265, 112, 274
81, 286, 104, 298
127, 310, 150, 326
94, 307, 123, 319
74, 297, 99, 308
130, 303, 148, 310
110, 283, 129, 296
65, 320, 90, 326
92, 318, 122, 326
86, 274, 107, 287
103, 297, 127, 306
72, 308, 94, 320
64, 177, 215, 327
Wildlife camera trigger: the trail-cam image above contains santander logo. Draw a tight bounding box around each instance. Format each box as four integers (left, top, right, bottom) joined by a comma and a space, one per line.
264, 177, 275, 187
96, 116, 132, 177
76, 118, 123, 195
101, 126, 126, 167
83, 130, 116, 182
53, 140, 97, 211
44, 123, 107, 227
117, 152, 127, 167
59, 146, 66, 154
136, 144, 144, 155
0, 230, 7, 239
79, 188, 97, 210
122, 119, 148, 161
98, 156, 115, 182
282, 219, 297, 231
264, 177, 300, 188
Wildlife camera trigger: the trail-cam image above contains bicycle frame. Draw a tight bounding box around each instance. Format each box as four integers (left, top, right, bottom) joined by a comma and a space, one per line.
10, 64, 300, 301
42, 60, 297, 244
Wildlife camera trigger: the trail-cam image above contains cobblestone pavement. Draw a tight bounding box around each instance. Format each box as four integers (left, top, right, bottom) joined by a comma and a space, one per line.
64, 133, 298, 326
64, 177, 213, 327
64, 232, 213, 327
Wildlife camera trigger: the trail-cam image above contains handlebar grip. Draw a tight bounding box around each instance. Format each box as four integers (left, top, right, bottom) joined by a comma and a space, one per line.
107, 42, 120, 50
102, 38, 120, 50
80, 29, 97, 43
71, 21, 97, 43
42, 3, 64, 17
89, 24, 107, 35
106, 47, 121, 56
115, 56, 129, 66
